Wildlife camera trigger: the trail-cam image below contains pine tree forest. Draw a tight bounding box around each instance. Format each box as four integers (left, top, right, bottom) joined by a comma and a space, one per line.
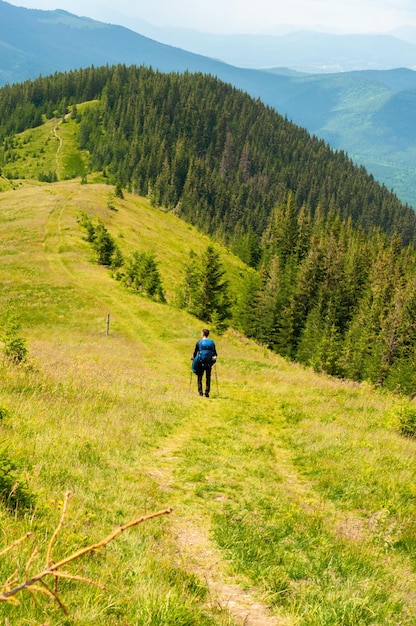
1, 64, 416, 393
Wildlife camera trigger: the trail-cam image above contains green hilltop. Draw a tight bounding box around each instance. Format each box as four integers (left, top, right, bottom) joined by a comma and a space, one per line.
1, 69, 416, 624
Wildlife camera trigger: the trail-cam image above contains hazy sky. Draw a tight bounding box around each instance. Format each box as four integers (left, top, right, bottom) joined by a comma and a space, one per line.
6, 0, 416, 34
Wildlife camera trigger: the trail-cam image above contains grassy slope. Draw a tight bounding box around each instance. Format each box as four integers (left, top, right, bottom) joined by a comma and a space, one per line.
0, 125, 416, 625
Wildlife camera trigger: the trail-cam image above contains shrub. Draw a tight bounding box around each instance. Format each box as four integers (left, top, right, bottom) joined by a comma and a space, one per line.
398, 404, 416, 437
92, 222, 118, 265
38, 170, 58, 183
0, 450, 35, 513
1, 304, 28, 365
0, 406, 10, 420
77, 211, 96, 242
77, 212, 122, 266
3, 336, 28, 364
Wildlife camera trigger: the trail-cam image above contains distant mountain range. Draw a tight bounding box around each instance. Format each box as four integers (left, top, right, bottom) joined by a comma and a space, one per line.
0, 0, 416, 208
129, 21, 416, 73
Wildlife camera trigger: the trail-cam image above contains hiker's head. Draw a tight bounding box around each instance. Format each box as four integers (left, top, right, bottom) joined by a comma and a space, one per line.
202, 328, 210, 337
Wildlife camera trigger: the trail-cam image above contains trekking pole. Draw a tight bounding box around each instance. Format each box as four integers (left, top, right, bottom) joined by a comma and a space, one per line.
189, 369, 193, 392
214, 365, 219, 396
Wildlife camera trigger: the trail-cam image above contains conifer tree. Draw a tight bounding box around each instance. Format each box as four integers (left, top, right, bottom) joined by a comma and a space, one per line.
178, 246, 231, 330
123, 251, 165, 302
296, 305, 324, 369
175, 250, 200, 311
250, 256, 281, 347
234, 271, 263, 339
197, 245, 231, 328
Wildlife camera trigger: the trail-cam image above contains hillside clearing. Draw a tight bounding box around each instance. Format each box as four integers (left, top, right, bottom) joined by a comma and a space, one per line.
0, 181, 415, 624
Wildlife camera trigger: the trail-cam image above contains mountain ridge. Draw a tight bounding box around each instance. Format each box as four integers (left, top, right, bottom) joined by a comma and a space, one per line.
0, 0, 230, 85
1, 0, 416, 208
133, 26, 416, 72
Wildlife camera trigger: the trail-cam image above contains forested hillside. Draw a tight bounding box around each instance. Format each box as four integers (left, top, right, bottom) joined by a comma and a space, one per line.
1, 64, 416, 393
1, 66, 415, 239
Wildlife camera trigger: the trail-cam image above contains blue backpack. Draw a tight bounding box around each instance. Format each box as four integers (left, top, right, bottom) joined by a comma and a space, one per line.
192, 339, 216, 374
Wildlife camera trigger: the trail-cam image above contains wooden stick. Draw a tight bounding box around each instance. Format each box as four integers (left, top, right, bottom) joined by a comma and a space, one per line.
38, 580, 69, 615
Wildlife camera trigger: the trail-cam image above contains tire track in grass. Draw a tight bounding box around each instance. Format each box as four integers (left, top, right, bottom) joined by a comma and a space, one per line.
145, 395, 296, 626
41, 185, 160, 340
145, 376, 416, 625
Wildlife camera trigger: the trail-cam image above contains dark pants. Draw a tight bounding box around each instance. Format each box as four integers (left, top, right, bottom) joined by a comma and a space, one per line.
197, 366, 212, 396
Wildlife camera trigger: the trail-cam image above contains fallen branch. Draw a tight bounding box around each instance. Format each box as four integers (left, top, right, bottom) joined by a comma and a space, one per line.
0, 496, 173, 611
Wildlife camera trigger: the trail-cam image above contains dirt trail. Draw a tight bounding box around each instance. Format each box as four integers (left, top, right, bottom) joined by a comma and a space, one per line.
150, 431, 291, 626
53, 120, 63, 173
174, 520, 289, 626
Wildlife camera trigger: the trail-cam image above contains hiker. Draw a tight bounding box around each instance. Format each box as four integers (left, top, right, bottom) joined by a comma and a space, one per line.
191, 328, 217, 397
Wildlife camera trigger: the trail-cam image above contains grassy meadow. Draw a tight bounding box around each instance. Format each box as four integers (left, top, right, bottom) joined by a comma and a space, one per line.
0, 122, 416, 625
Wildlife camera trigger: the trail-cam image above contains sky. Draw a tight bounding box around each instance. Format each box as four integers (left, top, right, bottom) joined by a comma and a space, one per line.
5, 0, 416, 34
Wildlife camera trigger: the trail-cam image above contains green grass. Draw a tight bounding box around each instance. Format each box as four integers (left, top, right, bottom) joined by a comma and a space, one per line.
0, 126, 416, 623
2, 118, 60, 181
1, 108, 91, 183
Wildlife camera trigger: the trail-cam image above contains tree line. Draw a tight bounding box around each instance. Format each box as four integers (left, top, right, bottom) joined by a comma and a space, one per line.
234, 194, 416, 394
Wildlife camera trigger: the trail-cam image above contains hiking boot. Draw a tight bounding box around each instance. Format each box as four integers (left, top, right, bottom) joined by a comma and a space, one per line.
205, 392, 209, 397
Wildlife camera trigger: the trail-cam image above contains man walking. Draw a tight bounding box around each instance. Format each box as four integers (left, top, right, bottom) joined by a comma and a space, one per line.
192, 328, 217, 397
